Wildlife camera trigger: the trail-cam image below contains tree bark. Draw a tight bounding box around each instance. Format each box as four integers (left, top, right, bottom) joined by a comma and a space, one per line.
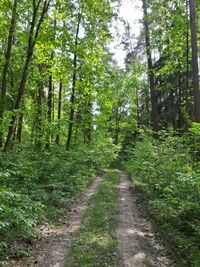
56, 80, 62, 145
177, 74, 184, 131
35, 66, 44, 148
46, 60, 53, 149
16, 112, 23, 142
0, 0, 18, 147
142, 0, 159, 132
189, 0, 200, 122
66, 12, 81, 150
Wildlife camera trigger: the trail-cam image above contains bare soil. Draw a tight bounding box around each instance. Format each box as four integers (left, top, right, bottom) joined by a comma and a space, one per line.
116, 172, 175, 267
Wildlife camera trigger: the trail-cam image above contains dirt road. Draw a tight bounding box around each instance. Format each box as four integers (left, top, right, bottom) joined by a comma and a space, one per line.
6, 172, 176, 267
117, 172, 174, 267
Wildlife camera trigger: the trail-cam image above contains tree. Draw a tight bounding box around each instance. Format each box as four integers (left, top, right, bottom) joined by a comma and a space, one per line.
4, 0, 51, 151
189, 0, 200, 122
66, 11, 81, 150
0, 0, 18, 147
142, 0, 159, 132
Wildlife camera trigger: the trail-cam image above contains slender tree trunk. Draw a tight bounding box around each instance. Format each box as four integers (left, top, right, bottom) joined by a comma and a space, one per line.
46, 20, 56, 148
86, 102, 92, 144
66, 13, 81, 150
177, 74, 184, 131
16, 112, 23, 142
52, 84, 55, 123
185, 0, 190, 115
56, 80, 62, 145
4, 55, 32, 151
189, 0, 200, 122
35, 70, 44, 148
186, 18, 190, 113
0, 0, 18, 147
51, 84, 55, 141
46, 64, 53, 149
142, 0, 159, 132
4, 0, 51, 151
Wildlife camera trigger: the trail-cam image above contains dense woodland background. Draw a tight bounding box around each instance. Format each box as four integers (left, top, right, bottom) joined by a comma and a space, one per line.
0, 0, 200, 265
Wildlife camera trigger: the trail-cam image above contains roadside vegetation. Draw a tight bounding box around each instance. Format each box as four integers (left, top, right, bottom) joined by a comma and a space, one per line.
0, 140, 117, 261
124, 127, 200, 266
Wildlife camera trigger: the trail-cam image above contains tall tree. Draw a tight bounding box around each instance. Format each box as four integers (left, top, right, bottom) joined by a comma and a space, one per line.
66, 12, 81, 150
142, 0, 159, 132
0, 0, 18, 147
35, 66, 44, 148
46, 52, 54, 149
189, 0, 200, 122
56, 80, 62, 145
4, 0, 51, 151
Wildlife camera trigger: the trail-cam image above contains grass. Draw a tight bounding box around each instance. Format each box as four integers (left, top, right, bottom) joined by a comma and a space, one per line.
66, 170, 119, 267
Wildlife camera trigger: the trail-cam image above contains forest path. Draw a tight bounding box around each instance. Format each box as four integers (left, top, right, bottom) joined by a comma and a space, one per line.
117, 172, 174, 267
6, 175, 104, 267
5, 171, 176, 267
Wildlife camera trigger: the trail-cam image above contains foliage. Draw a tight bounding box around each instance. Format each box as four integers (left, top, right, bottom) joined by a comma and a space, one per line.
124, 132, 200, 266
189, 122, 200, 159
0, 139, 117, 261
0, 189, 44, 258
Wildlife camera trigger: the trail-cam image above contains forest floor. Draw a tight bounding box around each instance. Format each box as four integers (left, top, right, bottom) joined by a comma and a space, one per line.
5, 171, 176, 267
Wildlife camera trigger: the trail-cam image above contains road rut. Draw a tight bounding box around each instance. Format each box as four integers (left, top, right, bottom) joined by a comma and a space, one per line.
117, 172, 174, 267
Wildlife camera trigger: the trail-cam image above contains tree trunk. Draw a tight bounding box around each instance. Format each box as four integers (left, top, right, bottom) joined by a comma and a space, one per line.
66, 13, 81, 150
4, 0, 51, 151
185, 0, 190, 117
177, 74, 184, 131
189, 0, 200, 122
56, 80, 62, 145
0, 0, 18, 147
46, 20, 56, 147
4, 55, 32, 151
46, 65, 53, 149
16, 112, 23, 142
142, 0, 159, 132
35, 68, 44, 148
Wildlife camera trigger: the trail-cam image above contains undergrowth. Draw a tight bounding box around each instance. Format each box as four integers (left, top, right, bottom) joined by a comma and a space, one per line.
123, 131, 200, 267
0, 138, 117, 262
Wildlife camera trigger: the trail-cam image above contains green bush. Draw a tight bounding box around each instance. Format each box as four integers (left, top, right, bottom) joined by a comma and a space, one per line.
124, 133, 200, 266
0, 139, 118, 261
0, 188, 44, 257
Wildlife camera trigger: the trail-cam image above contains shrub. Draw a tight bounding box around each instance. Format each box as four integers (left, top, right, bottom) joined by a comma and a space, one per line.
124, 133, 200, 266
0, 138, 118, 261
0, 188, 44, 257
